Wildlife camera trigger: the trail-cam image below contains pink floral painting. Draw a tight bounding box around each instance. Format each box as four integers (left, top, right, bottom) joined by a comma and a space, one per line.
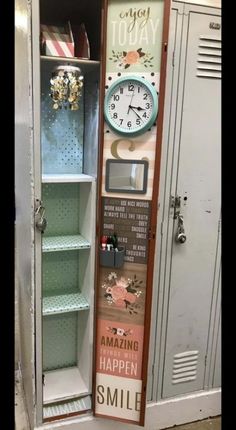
106, 326, 133, 336
101, 272, 142, 315
109, 48, 154, 69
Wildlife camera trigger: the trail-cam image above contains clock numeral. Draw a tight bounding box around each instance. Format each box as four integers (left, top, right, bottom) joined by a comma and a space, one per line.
136, 119, 141, 125
119, 119, 124, 125
142, 112, 147, 118
145, 103, 150, 109
143, 93, 148, 100
138, 86, 140, 93
120, 87, 124, 94
113, 113, 118, 119
111, 103, 115, 110
127, 121, 132, 128
113, 95, 120, 101
128, 84, 134, 91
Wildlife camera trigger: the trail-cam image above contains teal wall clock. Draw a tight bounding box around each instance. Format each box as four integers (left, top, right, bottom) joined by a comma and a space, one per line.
104, 76, 158, 137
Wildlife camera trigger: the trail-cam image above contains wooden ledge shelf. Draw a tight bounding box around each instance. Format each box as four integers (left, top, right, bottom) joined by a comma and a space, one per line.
43, 292, 89, 316
41, 55, 100, 73
42, 235, 91, 252
43, 367, 89, 404
42, 173, 95, 183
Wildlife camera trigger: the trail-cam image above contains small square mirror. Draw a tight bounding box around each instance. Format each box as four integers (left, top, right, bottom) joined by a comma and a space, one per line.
105, 159, 148, 194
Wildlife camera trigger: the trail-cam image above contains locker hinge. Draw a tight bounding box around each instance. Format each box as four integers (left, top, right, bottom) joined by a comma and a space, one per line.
152, 364, 155, 376
172, 50, 175, 67
204, 355, 207, 366
170, 195, 181, 219
218, 219, 221, 232
161, 221, 164, 236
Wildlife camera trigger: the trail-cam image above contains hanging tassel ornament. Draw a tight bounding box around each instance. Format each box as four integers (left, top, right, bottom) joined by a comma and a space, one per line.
50, 65, 83, 110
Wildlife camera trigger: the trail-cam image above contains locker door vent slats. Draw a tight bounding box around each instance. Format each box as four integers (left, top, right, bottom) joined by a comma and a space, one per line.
172, 351, 199, 385
197, 35, 221, 79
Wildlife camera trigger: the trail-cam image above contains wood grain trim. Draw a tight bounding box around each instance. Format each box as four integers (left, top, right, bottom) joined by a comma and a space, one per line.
139, 0, 171, 426
44, 409, 91, 423
92, 0, 108, 416
94, 412, 139, 425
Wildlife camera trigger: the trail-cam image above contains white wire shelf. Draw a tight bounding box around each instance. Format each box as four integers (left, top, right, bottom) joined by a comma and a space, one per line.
43, 292, 90, 316
42, 235, 90, 252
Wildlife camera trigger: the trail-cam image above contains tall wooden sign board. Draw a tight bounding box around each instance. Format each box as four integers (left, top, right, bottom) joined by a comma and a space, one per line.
94, 0, 170, 425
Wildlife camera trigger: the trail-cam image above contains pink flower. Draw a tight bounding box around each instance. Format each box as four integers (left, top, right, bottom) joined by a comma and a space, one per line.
123, 51, 139, 65
106, 287, 112, 294
125, 292, 136, 304
111, 285, 127, 301
115, 277, 128, 289
115, 299, 126, 308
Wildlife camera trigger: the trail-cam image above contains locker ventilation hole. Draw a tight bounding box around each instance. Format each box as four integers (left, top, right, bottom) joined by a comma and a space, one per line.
197, 35, 221, 79
172, 350, 198, 384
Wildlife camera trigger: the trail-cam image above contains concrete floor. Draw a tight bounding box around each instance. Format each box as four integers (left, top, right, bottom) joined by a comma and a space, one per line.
169, 417, 221, 430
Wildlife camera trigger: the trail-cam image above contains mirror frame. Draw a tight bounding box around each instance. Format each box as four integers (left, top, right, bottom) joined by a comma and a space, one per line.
105, 159, 149, 194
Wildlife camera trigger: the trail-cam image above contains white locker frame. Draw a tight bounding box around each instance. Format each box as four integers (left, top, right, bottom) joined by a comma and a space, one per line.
16, 0, 100, 426
148, 0, 221, 404
15, 0, 36, 428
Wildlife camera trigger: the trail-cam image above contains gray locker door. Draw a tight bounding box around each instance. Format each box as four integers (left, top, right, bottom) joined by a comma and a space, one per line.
213, 312, 221, 388
162, 8, 221, 398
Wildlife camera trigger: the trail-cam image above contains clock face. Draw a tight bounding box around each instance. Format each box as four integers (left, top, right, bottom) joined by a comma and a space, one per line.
104, 76, 158, 137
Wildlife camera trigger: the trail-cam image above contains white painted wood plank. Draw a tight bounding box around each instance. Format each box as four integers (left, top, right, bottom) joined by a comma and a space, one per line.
42, 174, 95, 183
43, 367, 89, 404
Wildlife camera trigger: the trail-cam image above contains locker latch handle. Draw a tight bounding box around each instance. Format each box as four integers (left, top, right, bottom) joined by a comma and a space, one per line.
35, 199, 47, 233
175, 214, 187, 244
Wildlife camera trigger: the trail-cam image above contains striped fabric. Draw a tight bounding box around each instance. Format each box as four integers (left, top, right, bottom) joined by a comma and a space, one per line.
41, 23, 74, 57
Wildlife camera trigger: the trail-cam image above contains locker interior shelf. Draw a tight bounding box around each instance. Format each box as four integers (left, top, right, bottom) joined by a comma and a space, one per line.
43, 367, 89, 404
42, 173, 95, 183
43, 293, 89, 316
41, 55, 100, 73
42, 235, 91, 252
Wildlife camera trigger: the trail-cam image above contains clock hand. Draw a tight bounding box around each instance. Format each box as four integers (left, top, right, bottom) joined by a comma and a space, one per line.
129, 106, 144, 122
127, 89, 135, 114
129, 105, 146, 111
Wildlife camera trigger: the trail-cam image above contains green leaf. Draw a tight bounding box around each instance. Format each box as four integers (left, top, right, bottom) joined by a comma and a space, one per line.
112, 50, 115, 54
125, 64, 130, 69
137, 48, 143, 53
139, 52, 145, 57
123, 51, 127, 56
